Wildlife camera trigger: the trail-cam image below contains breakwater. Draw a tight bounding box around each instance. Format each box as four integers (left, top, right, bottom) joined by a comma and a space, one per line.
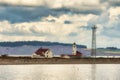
0, 57, 120, 65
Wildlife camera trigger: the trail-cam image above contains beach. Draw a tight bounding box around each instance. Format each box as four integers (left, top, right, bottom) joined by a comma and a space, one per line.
0, 57, 120, 65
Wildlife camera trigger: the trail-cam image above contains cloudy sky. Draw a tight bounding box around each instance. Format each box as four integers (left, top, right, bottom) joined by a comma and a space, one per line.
0, 0, 120, 48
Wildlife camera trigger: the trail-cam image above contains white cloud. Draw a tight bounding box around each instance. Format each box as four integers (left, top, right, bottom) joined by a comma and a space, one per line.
0, 0, 99, 7
0, 8, 120, 48
109, 7, 120, 20
0, 14, 96, 47
0, 0, 120, 48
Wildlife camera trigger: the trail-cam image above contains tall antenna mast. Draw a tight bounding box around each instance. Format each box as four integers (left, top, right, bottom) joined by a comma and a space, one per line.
91, 25, 97, 57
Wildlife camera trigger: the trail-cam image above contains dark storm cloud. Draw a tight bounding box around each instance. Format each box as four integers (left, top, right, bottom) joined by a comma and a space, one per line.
109, 1, 120, 7
0, 3, 104, 23
53, 6, 103, 15
100, 0, 120, 7
0, 6, 61, 23
77, 9, 102, 15
0, 6, 74, 23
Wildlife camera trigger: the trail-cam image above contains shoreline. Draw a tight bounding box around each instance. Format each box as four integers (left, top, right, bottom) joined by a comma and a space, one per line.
0, 57, 120, 65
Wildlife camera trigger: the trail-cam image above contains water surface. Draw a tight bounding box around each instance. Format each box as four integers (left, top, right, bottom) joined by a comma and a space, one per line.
0, 64, 120, 80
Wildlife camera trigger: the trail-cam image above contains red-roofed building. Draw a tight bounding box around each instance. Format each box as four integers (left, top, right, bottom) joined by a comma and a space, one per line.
61, 51, 82, 58
32, 47, 53, 58
61, 43, 83, 58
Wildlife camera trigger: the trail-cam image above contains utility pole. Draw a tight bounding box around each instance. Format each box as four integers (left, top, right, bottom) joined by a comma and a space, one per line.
91, 25, 97, 57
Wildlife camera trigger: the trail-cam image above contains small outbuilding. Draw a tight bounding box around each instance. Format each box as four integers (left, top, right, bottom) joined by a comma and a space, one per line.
61, 51, 82, 58
32, 47, 53, 58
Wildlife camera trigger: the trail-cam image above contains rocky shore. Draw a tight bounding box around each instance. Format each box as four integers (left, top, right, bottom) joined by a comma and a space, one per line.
0, 57, 120, 65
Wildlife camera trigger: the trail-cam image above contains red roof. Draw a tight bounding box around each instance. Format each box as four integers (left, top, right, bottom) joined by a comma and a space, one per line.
35, 48, 49, 56
61, 51, 82, 57
76, 51, 82, 56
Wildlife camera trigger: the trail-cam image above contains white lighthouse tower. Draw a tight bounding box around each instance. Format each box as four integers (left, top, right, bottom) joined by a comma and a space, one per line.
72, 42, 77, 55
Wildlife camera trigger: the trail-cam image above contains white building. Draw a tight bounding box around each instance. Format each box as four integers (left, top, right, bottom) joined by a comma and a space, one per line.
61, 42, 82, 58
32, 48, 53, 58
72, 42, 77, 55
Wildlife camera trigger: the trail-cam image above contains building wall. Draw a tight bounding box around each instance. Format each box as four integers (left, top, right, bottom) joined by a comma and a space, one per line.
31, 50, 53, 58
72, 43, 77, 55
44, 50, 53, 58
31, 53, 45, 58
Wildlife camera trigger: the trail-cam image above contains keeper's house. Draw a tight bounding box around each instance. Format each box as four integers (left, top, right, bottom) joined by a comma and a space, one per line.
32, 47, 53, 58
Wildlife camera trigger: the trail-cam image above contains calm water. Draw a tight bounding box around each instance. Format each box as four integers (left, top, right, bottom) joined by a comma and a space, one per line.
0, 64, 120, 80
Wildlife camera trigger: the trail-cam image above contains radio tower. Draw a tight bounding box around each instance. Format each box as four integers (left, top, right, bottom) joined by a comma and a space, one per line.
91, 25, 97, 57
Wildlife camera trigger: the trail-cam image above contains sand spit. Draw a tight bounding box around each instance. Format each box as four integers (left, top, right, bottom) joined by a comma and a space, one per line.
0, 57, 120, 65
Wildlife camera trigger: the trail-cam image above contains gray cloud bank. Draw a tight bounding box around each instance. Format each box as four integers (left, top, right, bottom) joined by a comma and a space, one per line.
0, 0, 120, 48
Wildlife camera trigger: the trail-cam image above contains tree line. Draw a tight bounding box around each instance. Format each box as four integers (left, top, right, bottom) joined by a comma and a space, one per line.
0, 41, 87, 48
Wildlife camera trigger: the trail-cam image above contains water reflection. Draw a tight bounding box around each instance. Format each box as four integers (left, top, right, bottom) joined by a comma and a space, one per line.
0, 64, 120, 80
91, 64, 96, 80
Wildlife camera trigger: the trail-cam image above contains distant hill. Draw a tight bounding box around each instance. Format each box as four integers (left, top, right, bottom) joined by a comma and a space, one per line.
0, 41, 87, 55
0, 41, 120, 56
0, 41, 87, 48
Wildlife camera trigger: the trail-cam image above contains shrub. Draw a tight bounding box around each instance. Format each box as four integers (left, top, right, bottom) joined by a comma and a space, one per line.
1, 54, 8, 57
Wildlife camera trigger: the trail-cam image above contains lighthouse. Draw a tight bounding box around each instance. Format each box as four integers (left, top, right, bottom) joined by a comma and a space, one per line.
72, 42, 77, 55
